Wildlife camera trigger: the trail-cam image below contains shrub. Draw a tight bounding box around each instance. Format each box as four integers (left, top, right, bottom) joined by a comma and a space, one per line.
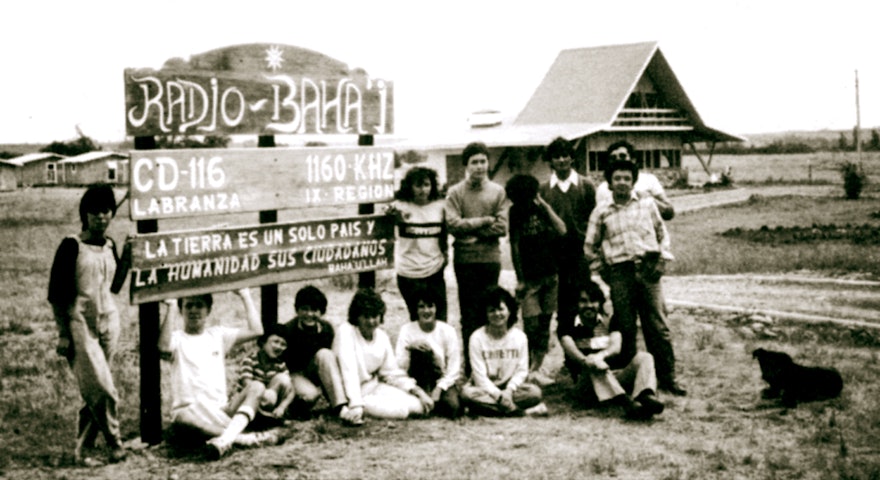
840, 162, 867, 199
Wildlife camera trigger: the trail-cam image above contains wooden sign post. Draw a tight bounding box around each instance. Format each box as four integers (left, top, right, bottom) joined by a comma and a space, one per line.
124, 43, 394, 443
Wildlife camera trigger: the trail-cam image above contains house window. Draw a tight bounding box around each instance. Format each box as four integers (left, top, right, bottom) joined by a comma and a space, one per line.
70, 164, 76, 173
108, 167, 117, 182
46, 163, 56, 183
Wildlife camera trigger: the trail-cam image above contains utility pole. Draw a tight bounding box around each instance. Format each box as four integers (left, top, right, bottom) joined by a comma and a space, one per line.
855, 69, 862, 163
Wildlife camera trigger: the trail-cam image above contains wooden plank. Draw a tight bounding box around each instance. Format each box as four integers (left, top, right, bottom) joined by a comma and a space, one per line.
128, 146, 394, 220
129, 214, 394, 304
124, 44, 393, 137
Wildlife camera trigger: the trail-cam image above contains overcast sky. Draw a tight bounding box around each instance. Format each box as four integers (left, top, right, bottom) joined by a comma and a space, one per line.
2, 0, 876, 144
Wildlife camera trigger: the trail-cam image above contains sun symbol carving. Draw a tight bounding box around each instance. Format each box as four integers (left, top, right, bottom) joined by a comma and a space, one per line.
265, 45, 284, 72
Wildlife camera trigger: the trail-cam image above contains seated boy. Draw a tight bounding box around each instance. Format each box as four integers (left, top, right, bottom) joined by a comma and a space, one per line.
394, 285, 463, 418
557, 279, 665, 420
237, 324, 295, 419
278, 285, 352, 423
159, 288, 284, 459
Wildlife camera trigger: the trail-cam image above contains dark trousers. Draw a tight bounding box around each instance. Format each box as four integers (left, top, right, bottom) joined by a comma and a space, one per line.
408, 349, 462, 418
556, 238, 588, 333
397, 269, 448, 321
607, 261, 678, 386
454, 262, 501, 376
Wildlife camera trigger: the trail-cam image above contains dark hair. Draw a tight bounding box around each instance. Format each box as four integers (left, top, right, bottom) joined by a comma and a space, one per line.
347, 288, 386, 325
177, 293, 214, 313
479, 285, 518, 329
577, 277, 606, 304
505, 174, 539, 205
461, 142, 489, 166
79, 183, 117, 230
605, 140, 636, 157
257, 323, 287, 348
295, 285, 327, 314
411, 284, 441, 312
603, 159, 639, 184
544, 137, 573, 162
395, 166, 441, 202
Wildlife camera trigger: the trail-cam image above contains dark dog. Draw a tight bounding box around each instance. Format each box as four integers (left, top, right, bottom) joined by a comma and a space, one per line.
752, 348, 843, 407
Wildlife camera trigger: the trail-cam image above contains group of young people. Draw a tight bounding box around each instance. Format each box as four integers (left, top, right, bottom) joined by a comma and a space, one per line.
48, 136, 686, 464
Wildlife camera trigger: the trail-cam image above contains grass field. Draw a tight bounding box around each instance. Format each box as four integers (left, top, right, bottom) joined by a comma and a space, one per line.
682, 151, 880, 186
2, 160, 880, 479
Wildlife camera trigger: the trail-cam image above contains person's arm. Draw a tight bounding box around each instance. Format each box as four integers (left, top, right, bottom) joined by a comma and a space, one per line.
435, 325, 462, 393
444, 191, 493, 235
378, 330, 433, 412
508, 213, 525, 285
504, 331, 530, 392
649, 201, 674, 262
232, 288, 262, 346
158, 298, 177, 361
536, 194, 567, 236
48, 238, 78, 357
273, 372, 296, 417
333, 323, 364, 409
479, 190, 509, 238
111, 237, 131, 294
394, 325, 412, 371
583, 208, 607, 275
469, 331, 502, 400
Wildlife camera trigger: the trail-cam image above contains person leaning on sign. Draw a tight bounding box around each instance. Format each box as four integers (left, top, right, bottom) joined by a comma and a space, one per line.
385, 166, 449, 324
444, 141, 508, 376
159, 288, 285, 460
583, 158, 686, 397
48, 183, 128, 467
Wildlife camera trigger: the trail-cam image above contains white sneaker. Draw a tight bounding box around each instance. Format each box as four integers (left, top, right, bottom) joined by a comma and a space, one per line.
524, 402, 549, 417
205, 436, 231, 460
340, 405, 364, 426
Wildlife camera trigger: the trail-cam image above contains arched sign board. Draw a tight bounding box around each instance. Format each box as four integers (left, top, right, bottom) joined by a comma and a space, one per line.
124, 43, 394, 136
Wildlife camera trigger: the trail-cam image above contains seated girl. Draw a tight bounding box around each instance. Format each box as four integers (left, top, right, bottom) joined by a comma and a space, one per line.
333, 289, 434, 423
461, 286, 548, 417
395, 285, 463, 419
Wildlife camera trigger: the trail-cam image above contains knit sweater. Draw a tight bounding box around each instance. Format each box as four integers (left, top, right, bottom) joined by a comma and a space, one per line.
445, 178, 508, 264
539, 173, 596, 244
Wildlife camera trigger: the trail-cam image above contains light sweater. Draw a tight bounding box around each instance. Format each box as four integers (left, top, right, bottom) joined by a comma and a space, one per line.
333, 322, 416, 408
467, 326, 529, 399
395, 321, 462, 392
392, 199, 446, 278
445, 178, 508, 264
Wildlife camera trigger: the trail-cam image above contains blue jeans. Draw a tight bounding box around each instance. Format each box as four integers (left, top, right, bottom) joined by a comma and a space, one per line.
606, 261, 678, 386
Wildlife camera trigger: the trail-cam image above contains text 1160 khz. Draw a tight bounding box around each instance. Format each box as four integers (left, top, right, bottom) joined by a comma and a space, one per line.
131, 151, 394, 193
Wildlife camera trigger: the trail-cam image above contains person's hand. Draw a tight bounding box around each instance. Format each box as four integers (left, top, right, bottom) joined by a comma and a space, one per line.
499, 389, 517, 412
384, 204, 407, 223
485, 217, 506, 236
583, 354, 609, 372
271, 405, 286, 418
412, 387, 435, 412
407, 340, 432, 353
431, 386, 443, 403
56, 337, 71, 359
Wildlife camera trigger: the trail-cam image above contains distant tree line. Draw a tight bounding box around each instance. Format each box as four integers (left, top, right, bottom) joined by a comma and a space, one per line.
703, 128, 880, 155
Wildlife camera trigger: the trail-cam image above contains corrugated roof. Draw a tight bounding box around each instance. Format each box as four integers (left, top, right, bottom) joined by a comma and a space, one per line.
515, 42, 743, 143
58, 151, 129, 164
6, 152, 66, 166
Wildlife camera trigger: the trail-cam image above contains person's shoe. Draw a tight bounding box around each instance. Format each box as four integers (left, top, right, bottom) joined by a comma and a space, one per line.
523, 402, 549, 417
659, 381, 687, 396
75, 455, 105, 468
205, 437, 231, 461
636, 392, 665, 416
108, 447, 128, 464
528, 371, 556, 387
339, 405, 364, 426
252, 428, 283, 447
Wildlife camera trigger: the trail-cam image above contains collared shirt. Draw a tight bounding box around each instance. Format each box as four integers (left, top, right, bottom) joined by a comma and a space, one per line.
584, 193, 673, 269
549, 171, 579, 193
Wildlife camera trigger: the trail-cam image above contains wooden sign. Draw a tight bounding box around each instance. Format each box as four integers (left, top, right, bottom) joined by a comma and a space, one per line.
129, 214, 394, 304
124, 44, 393, 137
129, 146, 394, 220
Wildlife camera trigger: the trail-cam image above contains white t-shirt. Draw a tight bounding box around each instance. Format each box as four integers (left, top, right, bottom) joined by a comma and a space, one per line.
169, 326, 238, 413
595, 172, 666, 207
392, 199, 446, 278
395, 321, 462, 391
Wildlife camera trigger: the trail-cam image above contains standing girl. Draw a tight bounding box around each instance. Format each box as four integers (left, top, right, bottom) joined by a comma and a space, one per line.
48, 184, 127, 466
386, 166, 448, 322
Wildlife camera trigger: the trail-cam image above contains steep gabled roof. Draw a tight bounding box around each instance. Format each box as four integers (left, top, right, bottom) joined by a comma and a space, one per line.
59, 151, 129, 164
5, 152, 66, 166
515, 41, 743, 143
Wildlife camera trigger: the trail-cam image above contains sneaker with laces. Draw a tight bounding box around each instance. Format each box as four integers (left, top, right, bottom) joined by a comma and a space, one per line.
340, 405, 364, 426
523, 402, 549, 417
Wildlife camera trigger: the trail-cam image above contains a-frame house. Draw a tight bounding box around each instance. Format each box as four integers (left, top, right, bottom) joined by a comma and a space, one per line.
401, 41, 743, 188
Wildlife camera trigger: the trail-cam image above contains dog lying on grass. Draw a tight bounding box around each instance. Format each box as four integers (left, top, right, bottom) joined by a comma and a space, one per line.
752, 348, 843, 407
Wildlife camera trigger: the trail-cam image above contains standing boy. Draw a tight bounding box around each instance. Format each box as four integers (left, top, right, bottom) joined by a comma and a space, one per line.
505, 174, 567, 386
538, 137, 596, 346
595, 141, 675, 220
159, 289, 284, 460
445, 141, 508, 375
584, 158, 686, 396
